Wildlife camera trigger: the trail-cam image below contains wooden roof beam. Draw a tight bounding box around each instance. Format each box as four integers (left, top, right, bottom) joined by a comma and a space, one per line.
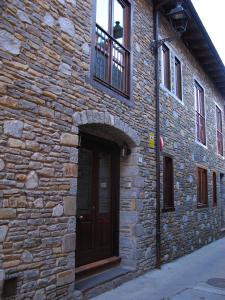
212, 80, 225, 85
215, 82, 225, 87
155, 0, 172, 9
210, 71, 225, 77
189, 42, 208, 49
192, 50, 211, 58
183, 32, 202, 40
199, 57, 215, 65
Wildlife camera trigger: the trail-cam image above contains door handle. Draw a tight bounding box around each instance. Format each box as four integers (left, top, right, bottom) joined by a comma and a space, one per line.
77, 215, 83, 220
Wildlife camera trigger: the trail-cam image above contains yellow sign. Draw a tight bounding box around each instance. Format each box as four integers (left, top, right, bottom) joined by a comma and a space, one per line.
149, 132, 155, 148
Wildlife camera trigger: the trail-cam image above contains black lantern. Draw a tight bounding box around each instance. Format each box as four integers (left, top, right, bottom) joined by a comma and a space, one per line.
167, 2, 188, 35
121, 143, 131, 158
113, 21, 123, 40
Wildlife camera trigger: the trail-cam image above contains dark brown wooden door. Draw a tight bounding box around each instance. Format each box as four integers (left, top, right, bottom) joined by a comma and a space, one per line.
76, 134, 119, 267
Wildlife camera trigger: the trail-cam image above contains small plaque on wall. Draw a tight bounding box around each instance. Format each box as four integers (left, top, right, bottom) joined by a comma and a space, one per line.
149, 132, 155, 148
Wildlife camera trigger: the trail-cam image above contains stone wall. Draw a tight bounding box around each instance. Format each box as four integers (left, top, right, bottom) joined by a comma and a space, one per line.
159, 15, 225, 262
0, 0, 224, 298
0, 0, 157, 299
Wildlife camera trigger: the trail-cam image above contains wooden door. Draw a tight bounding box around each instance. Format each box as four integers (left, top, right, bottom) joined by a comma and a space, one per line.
76, 134, 119, 267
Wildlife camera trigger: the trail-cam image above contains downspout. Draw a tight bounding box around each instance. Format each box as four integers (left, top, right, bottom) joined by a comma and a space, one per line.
153, 4, 161, 269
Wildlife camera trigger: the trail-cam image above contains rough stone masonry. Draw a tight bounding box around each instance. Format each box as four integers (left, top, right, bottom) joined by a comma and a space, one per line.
0, 0, 156, 299
0, 0, 224, 299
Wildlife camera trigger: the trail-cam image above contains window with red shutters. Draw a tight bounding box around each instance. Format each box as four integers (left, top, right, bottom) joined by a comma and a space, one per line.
195, 82, 206, 145
212, 171, 217, 207
216, 106, 223, 156
197, 167, 208, 207
162, 44, 171, 90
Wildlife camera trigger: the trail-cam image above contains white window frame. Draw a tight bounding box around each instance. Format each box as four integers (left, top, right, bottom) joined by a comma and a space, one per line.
193, 77, 207, 148
215, 103, 224, 157
161, 43, 171, 91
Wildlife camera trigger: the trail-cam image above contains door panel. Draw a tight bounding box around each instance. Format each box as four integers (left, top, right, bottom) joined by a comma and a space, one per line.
77, 148, 93, 214
76, 148, 94, 265
76, 135, 119, 267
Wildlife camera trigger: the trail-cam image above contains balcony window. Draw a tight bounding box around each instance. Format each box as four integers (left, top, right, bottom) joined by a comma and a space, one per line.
94, 0, 131, 98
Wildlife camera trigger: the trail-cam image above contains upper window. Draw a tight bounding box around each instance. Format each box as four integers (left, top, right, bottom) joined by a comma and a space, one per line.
161, 44, 171, 90
195, 81, 206, 145
163, 156, 174, 210
216, 105, 223, 156
174, 57, 182, 100
197, 167, 208, 207
94, 0, 131, 98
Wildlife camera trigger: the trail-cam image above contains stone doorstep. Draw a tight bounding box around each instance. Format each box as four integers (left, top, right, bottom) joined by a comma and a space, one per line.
75, 266, 135, 299
75, 256, 121, 280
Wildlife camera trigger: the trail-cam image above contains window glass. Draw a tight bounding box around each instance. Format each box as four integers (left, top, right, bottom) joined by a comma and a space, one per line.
96, 0, 109, 32
195, 81, 206, 145
217, 107, 222, 132
162, 45, 170, 90
94, 0, 130, 97
113, 0, 124, 44
216, 106, 223, 156
99, 153, 110, 213
199, 90, 204, 116
175, 57, 182, 99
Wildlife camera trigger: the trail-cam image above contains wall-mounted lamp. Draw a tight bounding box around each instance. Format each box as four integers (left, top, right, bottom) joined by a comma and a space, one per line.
167, 2, 188, 34
150, 1, 188, 50
121, 143, 131, 158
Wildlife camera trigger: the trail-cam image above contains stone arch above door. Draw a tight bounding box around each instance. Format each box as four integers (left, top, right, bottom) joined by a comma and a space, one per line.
72, 110, 142, 270
72, 110, 140, 147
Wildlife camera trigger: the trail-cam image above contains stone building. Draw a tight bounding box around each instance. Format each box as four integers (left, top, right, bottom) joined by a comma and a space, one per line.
0, 0, 224, 299
158, 1, 225, 262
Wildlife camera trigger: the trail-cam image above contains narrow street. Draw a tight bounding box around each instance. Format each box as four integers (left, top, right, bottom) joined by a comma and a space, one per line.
93, 237, 225, 300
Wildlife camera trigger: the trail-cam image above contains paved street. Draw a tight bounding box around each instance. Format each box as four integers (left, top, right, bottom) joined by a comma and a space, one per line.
93, 237, 225, 300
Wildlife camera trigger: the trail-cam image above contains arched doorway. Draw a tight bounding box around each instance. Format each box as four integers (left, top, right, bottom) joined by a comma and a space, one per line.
72, 110, 140, 274
76, 133, 120, 267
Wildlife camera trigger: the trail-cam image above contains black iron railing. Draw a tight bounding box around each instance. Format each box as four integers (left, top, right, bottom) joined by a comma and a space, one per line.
94, 24, 130, 97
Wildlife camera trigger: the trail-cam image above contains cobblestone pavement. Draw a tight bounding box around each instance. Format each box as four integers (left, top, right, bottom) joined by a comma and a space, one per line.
93, 237, 225, 300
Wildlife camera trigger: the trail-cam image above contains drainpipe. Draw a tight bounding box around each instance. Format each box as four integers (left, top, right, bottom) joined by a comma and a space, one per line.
153, 4, 161, 269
